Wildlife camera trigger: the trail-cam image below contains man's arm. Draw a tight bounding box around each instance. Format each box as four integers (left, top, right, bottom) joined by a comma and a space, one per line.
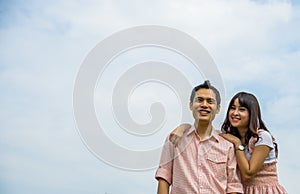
157, 178, 170, 194
226, 145, 244, 194
156, 137, 174, 194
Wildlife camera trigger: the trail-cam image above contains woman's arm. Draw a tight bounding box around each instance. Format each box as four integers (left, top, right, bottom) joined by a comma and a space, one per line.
219, 134, 271, 181
235, 145, 271, 181
169, 123, 191, 147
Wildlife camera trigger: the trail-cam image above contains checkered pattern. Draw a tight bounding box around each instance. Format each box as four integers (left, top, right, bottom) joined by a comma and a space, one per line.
156, 126, 243, 194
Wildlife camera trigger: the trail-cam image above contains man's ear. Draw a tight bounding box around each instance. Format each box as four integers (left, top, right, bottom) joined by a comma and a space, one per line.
189, 102, 193, 110
216, 104, 221, 114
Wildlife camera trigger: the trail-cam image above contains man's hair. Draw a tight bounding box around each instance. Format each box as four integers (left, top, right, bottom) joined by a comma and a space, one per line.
189, 80, 221, 105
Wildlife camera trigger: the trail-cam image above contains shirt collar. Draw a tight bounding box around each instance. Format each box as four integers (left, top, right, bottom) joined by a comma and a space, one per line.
187, 124, 220, 142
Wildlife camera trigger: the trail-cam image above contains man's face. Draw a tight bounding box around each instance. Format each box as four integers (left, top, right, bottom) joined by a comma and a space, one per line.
190, 88, 220, 123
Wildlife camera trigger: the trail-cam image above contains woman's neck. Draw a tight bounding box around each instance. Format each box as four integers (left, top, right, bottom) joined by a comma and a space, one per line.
238, 127, 248, 145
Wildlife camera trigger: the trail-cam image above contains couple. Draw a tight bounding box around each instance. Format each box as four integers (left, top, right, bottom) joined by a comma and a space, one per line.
155, 80, 287, 194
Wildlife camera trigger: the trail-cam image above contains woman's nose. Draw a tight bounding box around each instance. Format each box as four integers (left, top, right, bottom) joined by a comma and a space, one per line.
233, 109, 239, 115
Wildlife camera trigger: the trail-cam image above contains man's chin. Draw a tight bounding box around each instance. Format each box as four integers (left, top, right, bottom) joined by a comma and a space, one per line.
198, 115, 210, 119
197, 118, 211, 123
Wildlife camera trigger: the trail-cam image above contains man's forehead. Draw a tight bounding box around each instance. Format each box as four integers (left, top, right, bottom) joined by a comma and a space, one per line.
194, 89, 217, 99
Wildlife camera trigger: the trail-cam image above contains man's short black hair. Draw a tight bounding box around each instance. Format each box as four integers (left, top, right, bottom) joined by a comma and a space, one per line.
190, 80, 221, 105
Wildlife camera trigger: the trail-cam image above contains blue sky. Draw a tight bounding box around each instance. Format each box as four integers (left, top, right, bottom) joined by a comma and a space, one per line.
1, 0, 299, 193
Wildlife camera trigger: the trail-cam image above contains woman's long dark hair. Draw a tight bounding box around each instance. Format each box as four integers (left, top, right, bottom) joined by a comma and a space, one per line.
221, 92, 278, 157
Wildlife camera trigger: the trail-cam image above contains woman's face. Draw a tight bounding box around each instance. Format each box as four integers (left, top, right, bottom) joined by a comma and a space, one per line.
228, 98, 250, 130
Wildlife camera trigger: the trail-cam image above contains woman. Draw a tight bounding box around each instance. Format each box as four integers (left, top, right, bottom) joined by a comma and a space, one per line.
170, 92, 287, 193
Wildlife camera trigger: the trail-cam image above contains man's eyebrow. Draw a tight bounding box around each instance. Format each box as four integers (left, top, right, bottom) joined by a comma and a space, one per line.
196, 96, 215, 99
195, 97, 216, 101
195, 97, 204, 100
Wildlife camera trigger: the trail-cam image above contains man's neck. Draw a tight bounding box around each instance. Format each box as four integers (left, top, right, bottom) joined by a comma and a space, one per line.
194, 120, 213, 140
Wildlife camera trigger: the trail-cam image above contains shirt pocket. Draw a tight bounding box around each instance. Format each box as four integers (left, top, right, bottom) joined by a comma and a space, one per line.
206, 154, 227, 180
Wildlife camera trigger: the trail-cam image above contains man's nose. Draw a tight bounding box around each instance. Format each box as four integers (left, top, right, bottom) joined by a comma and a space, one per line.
200, 100, 208, 107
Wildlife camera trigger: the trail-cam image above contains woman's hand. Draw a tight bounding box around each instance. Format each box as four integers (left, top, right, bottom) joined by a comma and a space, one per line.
169, 123, 191, 147
219, 133, 242, 147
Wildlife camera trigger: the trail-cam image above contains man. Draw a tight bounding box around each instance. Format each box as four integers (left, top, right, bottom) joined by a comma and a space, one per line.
155, 80, 243, 194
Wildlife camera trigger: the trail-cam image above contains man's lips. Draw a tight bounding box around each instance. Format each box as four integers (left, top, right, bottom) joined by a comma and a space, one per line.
198, 110, 210, 115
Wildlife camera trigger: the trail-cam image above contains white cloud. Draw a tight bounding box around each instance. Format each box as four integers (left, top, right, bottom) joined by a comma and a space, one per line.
0, 0, 299, 193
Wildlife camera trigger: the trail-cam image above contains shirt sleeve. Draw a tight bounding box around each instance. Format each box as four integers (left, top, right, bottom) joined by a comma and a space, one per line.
155, 136, 174, 185
226, 144, 244, 193
255, 130, 274, 149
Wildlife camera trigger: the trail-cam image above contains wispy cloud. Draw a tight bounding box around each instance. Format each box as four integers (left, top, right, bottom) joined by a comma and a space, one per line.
0, 0, 299, 193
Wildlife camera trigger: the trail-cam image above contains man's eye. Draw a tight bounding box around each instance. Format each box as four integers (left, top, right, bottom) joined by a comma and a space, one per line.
195, 98, 203, 102
207, 99, 215, 104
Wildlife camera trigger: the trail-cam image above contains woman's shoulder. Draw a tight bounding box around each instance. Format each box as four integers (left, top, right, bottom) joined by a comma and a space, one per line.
256, 129, 274, 148
257, 129, 272, 139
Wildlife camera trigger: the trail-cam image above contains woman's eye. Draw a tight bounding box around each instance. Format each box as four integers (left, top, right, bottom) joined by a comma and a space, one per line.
239, 107, 247, 111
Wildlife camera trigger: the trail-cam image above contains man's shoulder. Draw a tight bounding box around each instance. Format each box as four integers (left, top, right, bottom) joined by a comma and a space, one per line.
213, 130, 234, 147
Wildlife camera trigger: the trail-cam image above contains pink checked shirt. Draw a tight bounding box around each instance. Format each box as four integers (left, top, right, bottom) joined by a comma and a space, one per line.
155, 126, 243, 194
